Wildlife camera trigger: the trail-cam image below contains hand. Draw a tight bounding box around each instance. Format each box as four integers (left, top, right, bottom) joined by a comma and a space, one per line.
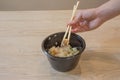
68, 8, 104, 33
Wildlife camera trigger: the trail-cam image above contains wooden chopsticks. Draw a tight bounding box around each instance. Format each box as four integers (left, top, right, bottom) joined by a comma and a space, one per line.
61, 1, 80, 46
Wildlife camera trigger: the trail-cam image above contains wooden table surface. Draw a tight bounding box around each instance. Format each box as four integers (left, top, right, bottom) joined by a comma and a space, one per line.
0, 11, 120, 80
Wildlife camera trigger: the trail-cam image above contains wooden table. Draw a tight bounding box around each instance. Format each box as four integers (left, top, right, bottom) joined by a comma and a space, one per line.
0, 11, 120, 80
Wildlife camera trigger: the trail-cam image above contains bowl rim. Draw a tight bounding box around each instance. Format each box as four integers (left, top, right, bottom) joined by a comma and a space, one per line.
41, 32, 86, 59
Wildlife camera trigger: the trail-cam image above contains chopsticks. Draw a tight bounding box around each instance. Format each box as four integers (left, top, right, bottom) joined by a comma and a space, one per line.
61, 1, 80, 46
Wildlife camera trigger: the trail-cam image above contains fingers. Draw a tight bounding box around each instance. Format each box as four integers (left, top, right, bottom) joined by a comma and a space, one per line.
71, 25, 90, 33
67, 17, 79, 27
71, 20, 90, 33
68, 11, 83, 26
67, 9, 101, 33
68, 17, 102, 33
67, 15, 83, 31
72, 28, 84, 33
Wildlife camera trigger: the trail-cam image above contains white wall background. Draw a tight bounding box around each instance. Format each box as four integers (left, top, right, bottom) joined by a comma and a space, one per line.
0, 0, 109, 11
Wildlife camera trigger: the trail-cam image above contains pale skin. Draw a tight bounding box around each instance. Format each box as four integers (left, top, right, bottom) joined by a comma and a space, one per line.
68, 0, 120, 33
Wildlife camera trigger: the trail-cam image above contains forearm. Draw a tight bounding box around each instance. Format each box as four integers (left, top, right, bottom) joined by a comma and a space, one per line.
96, 0, 120, 22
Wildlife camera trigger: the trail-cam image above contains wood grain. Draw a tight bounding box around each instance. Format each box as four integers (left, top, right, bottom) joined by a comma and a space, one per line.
0, 11, 120, 80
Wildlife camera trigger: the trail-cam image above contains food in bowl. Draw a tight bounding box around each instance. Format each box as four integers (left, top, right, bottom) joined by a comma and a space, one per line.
49, 45, 79, 57
42, 32, 86, 72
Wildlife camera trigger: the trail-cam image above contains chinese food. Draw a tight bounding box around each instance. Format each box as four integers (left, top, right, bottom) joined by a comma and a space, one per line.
49, 45, 79, 57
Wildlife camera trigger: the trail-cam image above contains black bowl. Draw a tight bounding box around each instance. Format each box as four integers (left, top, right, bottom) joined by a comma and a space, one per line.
41, 32, 86, 72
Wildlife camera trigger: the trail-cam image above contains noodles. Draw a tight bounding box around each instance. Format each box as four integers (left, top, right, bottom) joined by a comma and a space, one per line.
49, 45, 79, 57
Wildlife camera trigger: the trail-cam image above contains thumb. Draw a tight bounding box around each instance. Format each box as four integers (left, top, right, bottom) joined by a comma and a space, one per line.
72, 14, 82, 24
89, 18, 103, 30
68, 15, 80, 26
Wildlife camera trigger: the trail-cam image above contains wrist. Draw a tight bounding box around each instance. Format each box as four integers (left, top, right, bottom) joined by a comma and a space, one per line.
95, 7, 108, 23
